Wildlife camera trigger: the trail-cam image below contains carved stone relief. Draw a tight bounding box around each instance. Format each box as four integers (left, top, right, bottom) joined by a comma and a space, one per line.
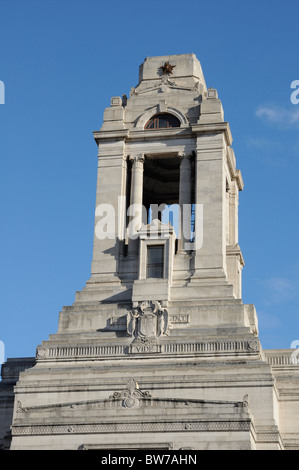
127, 300, 169, 343
110, 379, 152, 408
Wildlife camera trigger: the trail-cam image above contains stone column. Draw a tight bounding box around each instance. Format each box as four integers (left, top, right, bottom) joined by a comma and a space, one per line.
128, 155, 145, 256
178, 154, 192, 252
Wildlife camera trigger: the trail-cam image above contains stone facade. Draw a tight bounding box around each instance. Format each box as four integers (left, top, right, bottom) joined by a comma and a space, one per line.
1, 54, 298, 450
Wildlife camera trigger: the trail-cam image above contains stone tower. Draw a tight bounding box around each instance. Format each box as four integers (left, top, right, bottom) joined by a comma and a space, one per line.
2, 54, 298, 450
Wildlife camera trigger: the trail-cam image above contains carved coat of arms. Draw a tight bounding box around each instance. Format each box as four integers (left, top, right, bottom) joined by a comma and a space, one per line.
127, 301, 169, 342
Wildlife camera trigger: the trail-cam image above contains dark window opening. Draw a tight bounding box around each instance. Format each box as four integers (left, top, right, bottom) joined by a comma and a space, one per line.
146, 245, 164, 278
142, 155, 195, 253
145, 113, 180, 130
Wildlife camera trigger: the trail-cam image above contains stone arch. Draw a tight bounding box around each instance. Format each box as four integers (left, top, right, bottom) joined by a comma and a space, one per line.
134, 106, 188, 129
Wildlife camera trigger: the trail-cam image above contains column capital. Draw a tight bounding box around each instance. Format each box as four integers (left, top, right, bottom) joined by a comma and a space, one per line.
129, 154, 145, 164
178, 152, 192, 162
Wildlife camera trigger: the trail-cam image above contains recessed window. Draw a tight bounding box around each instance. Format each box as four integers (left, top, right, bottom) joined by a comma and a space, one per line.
146, 245, 164, 278
145, 113, 180, 130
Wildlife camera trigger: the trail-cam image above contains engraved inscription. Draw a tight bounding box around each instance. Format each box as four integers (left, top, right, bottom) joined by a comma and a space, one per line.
170, 314, 190, 324
129, 343, 162, 354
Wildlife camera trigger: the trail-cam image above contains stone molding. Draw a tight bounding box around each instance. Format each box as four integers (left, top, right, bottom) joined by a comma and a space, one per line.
134, 105, 188, 129
12, 420, 252, 436
36, 338, 260, 361
264, 350, 299, 367
15, 393, 250, 416
78, 442, 175, 450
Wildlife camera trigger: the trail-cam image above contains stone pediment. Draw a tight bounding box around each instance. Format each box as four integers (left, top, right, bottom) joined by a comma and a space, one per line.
138, 218, 175, 237
131, 81, 202, 96
12, 380, 252, 439
15, 379, 249, 419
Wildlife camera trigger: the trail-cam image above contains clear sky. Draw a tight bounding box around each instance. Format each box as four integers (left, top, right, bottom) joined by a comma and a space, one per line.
0, 0, 298, 363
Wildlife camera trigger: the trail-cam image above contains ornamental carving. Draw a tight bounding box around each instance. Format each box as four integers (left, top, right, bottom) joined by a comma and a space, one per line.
109, 379, 152, 408
248, 340, 259, 351
127, 301, 169, 343
235, 395, 249, 408
160, 61, 176, 76
12, 420, 252, 436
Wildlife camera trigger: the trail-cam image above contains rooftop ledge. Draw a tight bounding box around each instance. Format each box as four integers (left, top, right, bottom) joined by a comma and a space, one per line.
264, 349, 299, 368
93, 121, 233, 144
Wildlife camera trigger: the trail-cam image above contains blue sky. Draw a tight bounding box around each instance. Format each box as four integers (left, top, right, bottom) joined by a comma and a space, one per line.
0, 0, 298, 362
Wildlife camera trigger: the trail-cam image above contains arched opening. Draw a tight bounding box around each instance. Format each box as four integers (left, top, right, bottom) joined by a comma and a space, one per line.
144, 113, 180, 130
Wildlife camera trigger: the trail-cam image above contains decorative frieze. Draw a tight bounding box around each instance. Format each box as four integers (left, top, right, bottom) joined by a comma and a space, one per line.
264, 350, 299, 367
37, 344, 126, 359
36, 338, 260, 360
129, 342, 163, 354
12, 419, 252, 436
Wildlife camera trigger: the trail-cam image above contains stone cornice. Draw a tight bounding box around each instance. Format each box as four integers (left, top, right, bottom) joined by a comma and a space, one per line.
93, 129, 129, 144
93, 127, 195, 150
235, 169, 244, 191
35, 337, 261, 362
226, 148, 244, 191
191, 122, 233, 146
226, 244, 245, 267
264, 349, 299, 368
93, 123, 233, 147
128, 126, 192, 141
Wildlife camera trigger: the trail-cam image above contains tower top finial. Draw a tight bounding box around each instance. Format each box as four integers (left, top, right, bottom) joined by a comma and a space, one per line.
160, 61, 176, 76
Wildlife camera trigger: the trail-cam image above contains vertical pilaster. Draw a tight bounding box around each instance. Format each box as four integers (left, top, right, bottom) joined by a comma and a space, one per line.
89, 136, 127, 284
226, 180, 244, 298
229, 181, 239, 246
192, 131, 227, 280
